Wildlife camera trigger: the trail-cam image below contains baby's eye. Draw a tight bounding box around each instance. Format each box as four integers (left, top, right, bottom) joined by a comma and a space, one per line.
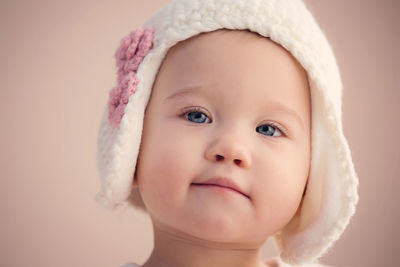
256, 123, 284, 137
182, 107, 212, 123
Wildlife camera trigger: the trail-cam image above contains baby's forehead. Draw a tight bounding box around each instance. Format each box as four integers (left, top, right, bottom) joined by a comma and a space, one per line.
167, 29, 282, 62
155, 29, 309, 102
161, 29, 305, 77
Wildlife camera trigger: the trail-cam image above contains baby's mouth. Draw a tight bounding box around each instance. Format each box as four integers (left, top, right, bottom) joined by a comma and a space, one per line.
191, 177, 250, 199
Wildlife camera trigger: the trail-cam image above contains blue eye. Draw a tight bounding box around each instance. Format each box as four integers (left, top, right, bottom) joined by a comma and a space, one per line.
256, 124, 283, 137
183, 108, 211, 123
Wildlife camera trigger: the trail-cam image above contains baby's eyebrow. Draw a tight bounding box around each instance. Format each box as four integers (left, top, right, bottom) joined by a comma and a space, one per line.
163, 86, 209, 102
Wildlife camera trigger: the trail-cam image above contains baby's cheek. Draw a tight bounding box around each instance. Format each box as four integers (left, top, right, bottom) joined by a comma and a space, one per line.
251, 177, 303, 231
144, 149, 189, 194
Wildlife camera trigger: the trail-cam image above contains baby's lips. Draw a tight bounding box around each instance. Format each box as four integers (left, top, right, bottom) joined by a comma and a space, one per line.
191, 176, 250, 199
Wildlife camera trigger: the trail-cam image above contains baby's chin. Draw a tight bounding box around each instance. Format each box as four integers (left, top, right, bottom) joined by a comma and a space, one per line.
163, 215, 269, 247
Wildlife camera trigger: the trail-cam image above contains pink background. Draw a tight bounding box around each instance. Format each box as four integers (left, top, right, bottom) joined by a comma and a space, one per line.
1, 1, 399, 266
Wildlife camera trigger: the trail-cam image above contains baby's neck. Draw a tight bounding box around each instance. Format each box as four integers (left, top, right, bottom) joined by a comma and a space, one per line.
141, 223, 269, 267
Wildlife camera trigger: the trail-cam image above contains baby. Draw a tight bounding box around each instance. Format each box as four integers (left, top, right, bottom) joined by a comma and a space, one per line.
95, 0, 359, 267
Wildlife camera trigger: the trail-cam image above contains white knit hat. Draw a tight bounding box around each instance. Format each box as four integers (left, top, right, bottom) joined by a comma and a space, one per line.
95, 0, 359, 265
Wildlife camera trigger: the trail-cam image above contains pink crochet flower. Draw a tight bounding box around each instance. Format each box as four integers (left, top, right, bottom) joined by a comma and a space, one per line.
108, 28, 154, 128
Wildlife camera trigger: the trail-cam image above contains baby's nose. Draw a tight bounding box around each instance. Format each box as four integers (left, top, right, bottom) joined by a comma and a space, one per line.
205, 136, 252, 168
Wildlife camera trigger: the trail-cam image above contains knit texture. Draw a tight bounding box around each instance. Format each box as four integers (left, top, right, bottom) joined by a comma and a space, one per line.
95, 0, 359, 265
108, 28, 154, 128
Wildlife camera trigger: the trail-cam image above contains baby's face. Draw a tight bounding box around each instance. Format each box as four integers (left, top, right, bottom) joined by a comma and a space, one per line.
135, 30, 311, 244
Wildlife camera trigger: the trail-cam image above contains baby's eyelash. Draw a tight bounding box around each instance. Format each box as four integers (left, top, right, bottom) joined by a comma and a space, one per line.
181, 106, 205, 114
180, 106, 211, 118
